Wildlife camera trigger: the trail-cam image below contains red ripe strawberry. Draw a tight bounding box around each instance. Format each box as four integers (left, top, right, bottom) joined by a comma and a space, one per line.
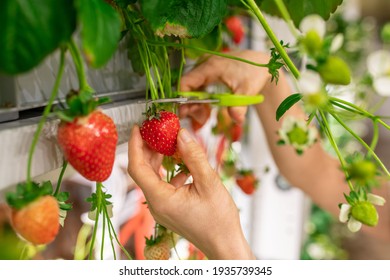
229, 123, 243, 142
236, 170, 258, 195
57, 110, 118, 182
225, 16, 245, 44
144, 236, 171, 260
140, 110, 180, 156
10, 195, 59, 245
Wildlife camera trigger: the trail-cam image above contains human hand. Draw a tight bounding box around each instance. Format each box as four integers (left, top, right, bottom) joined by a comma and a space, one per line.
179, 50, 272, 124
127, 125, 255, 260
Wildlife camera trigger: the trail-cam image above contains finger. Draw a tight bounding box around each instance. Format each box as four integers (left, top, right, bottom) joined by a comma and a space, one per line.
176, 128, 215, 186
180, 60, 223, 91
128, 125, 173, 200
228, 106, 247, 124
169, 172, 191, 188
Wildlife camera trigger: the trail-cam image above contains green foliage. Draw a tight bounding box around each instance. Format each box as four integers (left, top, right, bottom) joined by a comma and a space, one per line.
276, 93, 303, 121
184, 26, 222, 59
76, 0, 122, 68
0, 0, 76, 74
257, 0, 344, 27
139, 0, 228, 38
268, 41, 290, 82
6, 181, 53, 210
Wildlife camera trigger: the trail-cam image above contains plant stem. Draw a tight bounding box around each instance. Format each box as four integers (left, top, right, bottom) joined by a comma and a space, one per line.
306, 111, 316, 125
274, 0, 300, 38
330, 97, 390, 130
105, 206, 117, 260
369, 120, 379, 157
177, 39, 186, 92
106, 212, 133, 260
330, 100, 367, 118
89, 182, 102, 260
100, 206, 106, 260
147, 40, 269, 68
318, 111, 354, 191
53, 161, 68, 196
26, 48, 66, 186
329, 97, 373, 118
329, 112, 390, 177
243, 0, 300, 78
68, 40, 91, 92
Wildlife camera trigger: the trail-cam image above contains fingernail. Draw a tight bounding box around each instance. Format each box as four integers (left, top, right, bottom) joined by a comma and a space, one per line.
179, 128, 193, 143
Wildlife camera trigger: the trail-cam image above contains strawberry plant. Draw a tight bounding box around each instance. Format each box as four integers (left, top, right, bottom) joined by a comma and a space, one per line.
1, 0, 390, 260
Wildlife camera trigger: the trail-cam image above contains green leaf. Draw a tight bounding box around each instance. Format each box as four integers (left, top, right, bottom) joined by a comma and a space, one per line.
139, 0, 228, 38
184, 25, 222, 59
77, 0, 122, 68
0, 0, 76, 74
57, 192, 70, 202
276, 93, 303, 121
258, 0, 343, 27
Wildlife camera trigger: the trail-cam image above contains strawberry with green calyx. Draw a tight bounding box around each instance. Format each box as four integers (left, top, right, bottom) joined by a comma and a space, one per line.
339, 190, 385, 232
144, 235, 171, 260
235, 169, 259, 195
5, 181, 68, 245
57, 90, 118, 182
140, 106, 180, 156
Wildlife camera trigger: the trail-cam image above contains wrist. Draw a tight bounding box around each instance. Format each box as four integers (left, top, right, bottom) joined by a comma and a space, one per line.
204, 231, 256, 260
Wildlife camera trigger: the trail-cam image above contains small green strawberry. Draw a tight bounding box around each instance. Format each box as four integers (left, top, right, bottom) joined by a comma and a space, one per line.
351, 201, 378, 227
317, 56, 351, 85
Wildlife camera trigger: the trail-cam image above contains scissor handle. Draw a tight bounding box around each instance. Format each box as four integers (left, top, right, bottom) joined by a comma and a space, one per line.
177, 91, 264, 106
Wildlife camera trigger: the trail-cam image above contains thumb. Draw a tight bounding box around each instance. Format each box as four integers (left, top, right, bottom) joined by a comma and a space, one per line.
177, 128, 215, 182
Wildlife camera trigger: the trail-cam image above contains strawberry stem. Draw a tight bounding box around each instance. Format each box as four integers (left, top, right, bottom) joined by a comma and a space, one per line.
53, 161, 68, 197
177, 39, 186, 92
147, 40, 269, 69
26, 48, 67, 186
88, 182, 102, 260
68, 39, 93, 92
241, 0, 300, 79
100, 206, 106, 260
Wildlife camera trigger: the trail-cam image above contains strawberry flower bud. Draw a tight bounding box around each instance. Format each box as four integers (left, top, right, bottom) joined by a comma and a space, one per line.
298, 71, 328, 111
299, 15, 326, 39
278, 116, 317, 155
346, 158, 377, 185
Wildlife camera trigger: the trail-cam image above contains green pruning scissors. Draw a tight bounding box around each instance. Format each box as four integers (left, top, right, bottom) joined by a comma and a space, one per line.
146, 91, 264, 106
